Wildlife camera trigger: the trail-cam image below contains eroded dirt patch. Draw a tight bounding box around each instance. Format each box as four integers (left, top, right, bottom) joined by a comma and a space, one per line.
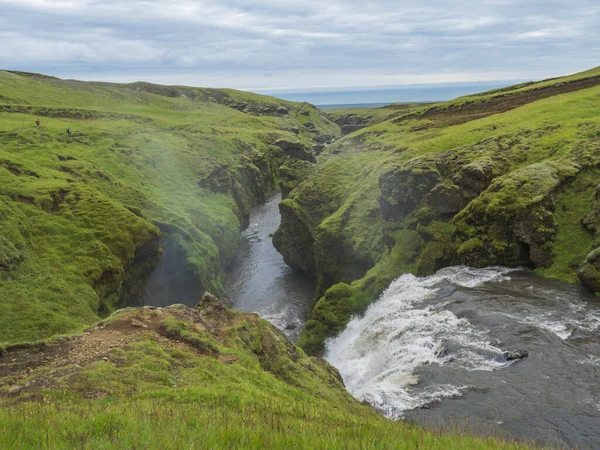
0, 297, 249, 403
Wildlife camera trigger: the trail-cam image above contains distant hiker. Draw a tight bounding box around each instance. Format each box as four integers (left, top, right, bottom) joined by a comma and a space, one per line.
35, 119, 40, 128
66, 127, 72, 136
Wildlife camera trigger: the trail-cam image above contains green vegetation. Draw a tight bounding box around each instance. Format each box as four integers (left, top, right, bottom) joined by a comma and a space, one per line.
0, 70, 339, 345
325, 103, 427, 135
0, 298, 530, 449
1, 67, 597, 448
273, 67, 600, 354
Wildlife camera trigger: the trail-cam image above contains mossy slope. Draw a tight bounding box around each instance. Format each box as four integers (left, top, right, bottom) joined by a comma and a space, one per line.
0, 294, 528, 449
326, 103, 425, 135
0, 70, 340, 345
273, 67, 600, 354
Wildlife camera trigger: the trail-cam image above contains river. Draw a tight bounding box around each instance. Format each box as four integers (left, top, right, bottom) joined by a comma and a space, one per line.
226, 193, 600, 449
224, 191, 315, 341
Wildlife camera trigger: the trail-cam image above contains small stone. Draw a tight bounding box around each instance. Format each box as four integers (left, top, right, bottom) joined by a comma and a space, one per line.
8, 386, 22, 394
103, 357, 109, 361
131, 319, 147, 328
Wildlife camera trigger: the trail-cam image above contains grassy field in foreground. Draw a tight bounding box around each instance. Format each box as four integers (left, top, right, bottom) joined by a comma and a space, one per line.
0, 399, 534, 449
0, 302, 533, 450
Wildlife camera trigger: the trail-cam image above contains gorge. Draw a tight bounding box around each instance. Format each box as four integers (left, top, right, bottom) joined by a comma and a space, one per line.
2, 67, 600, 449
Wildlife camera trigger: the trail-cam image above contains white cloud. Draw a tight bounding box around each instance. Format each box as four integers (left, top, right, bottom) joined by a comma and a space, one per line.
0, 0, 598, 89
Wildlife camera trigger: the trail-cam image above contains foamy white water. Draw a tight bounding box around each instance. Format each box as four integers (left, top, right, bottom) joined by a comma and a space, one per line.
324, 266, 518, 418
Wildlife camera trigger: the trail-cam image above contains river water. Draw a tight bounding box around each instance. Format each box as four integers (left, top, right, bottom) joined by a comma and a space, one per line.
325, 267, 600, 448
224, 191, 315, 341
224, 193, 600, 448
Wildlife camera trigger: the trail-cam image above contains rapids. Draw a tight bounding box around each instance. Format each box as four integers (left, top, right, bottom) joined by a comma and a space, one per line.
325, 267, 600, 448
225, 193, 600, 448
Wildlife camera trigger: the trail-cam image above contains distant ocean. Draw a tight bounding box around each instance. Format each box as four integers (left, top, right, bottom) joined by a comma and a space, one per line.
260, 81, 522, 109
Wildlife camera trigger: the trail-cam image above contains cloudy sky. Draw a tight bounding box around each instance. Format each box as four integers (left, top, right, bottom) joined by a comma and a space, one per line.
0, 0, 599, 91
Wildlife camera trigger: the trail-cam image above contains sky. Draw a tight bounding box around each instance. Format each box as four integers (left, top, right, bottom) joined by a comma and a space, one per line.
0, 0, 599, 92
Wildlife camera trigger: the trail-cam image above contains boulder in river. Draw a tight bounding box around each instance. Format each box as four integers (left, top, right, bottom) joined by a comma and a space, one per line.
434, 339, 449, 358
504, 350, 529, 361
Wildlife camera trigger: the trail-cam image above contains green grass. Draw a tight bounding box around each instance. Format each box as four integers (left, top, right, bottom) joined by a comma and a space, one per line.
0, 399, 533, 449
0, 307, 531, 449
0, 70, 339, 345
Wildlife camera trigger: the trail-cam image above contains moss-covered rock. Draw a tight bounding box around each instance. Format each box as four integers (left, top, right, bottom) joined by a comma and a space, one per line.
454, 162, 579, 268
426, 182, 471, 215
378, 157, 440, 221
273, 198, 317, 275
578, 248, 600, 292
274, 138, 316, 162
279, 158, 315, 199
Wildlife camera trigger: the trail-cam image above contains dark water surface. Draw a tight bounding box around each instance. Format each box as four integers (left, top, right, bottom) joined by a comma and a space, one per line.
224, 191, 315, 341
325, 267, 600, 449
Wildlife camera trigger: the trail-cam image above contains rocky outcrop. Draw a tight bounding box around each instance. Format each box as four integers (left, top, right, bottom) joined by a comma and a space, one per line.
578, 249, 600, 292
0, 296, 351, 413
274, 139, 316, 163
378, 158, 440, 221
426, 182, 471, 215
455, 162, 579, 269
273, 199, 316, 276
279, 159, 315, 199
333, 114, 374, 135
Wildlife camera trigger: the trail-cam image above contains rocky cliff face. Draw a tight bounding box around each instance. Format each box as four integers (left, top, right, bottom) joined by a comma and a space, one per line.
273, 67, 600, 355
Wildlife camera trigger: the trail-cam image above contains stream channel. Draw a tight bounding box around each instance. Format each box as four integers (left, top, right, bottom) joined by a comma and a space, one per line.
224, 191, 600, 449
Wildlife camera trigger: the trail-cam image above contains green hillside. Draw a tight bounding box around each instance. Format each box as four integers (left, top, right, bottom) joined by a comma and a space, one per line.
0, 70, 338, 345
325, 103, 426, 135
272, 67, 600, 354
0, 294, 528, 449
1, 67, 596, 449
